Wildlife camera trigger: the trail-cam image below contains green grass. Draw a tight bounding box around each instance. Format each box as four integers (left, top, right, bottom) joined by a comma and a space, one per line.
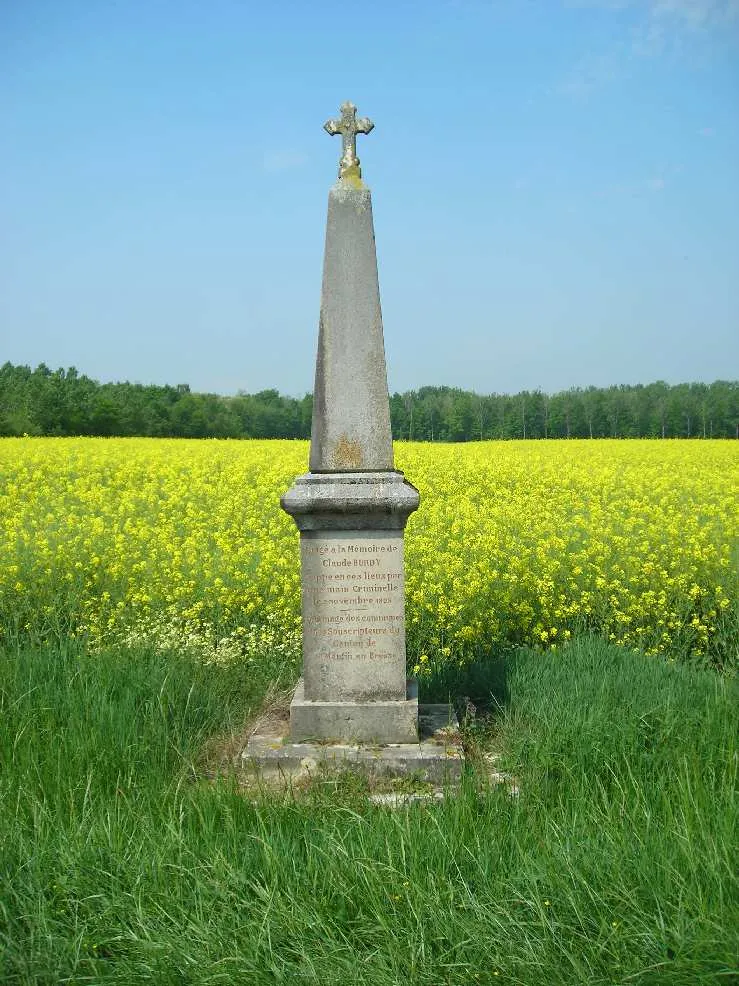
0, 637, 736, 984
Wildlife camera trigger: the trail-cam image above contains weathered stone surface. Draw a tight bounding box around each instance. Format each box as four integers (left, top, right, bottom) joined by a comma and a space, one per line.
309, 183, 394, 473
299, 531, 408, 701
289, 679, 418, 744
282, 472, 420, 741
281, 471, 419, 532
244, 701, 463, 783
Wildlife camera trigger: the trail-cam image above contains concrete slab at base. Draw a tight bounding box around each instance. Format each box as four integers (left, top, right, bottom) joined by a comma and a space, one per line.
290, 678, 418, 744
242, 702, 463, 786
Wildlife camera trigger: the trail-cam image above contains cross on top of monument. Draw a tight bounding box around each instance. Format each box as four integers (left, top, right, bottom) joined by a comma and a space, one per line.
324, 101, 374, 181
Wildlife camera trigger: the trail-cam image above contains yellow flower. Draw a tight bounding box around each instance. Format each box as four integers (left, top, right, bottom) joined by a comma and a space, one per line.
0, 436, 734, 664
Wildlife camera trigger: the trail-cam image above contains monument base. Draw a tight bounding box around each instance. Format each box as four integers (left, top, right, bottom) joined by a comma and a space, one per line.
290, 678, 418, 744
242, 700, 463, 786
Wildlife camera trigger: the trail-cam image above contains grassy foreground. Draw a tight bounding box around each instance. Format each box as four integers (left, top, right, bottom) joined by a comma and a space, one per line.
1, 638, 736, 985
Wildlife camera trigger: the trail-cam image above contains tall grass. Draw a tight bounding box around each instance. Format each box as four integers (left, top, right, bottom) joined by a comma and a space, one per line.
1, 637, 736, 984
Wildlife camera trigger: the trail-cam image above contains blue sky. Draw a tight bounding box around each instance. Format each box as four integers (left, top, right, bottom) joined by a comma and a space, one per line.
1, 0, 737, 396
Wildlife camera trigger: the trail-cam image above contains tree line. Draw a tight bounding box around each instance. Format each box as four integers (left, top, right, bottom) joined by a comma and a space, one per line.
1, 362, 737, 441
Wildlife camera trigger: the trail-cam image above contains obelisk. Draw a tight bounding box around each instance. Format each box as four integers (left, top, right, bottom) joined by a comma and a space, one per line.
281, 102, 420, 744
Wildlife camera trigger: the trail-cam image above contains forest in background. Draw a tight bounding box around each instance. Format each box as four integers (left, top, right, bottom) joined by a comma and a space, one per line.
1, 362, 737, 441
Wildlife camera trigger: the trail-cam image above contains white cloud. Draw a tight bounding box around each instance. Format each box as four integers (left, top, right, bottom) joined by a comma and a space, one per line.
559, 0, 739, 98
570, 0, 739, 20
633, 0, 739, 56
649, 0, 739, 30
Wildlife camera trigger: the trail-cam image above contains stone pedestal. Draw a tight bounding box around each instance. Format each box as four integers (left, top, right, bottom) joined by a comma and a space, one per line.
242, 704, 463, 787
281, 472, 419, 743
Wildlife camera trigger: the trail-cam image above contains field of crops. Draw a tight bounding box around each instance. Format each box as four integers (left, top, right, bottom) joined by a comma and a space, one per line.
2, 436, 738, 983
1, 437, 736, 667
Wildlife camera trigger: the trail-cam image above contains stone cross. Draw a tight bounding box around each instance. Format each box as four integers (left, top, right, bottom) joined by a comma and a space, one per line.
324, 101, 374, 180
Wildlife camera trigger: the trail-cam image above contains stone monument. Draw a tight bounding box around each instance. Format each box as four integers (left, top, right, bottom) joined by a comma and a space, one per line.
244, 103, 461, 782
282, 100, 419, 744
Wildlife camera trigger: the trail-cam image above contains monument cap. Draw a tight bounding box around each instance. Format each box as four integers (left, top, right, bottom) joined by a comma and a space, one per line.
324, 100, 374, 185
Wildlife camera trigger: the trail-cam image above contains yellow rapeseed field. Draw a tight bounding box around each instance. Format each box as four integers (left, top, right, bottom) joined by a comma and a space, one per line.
0, 437, 736, 666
